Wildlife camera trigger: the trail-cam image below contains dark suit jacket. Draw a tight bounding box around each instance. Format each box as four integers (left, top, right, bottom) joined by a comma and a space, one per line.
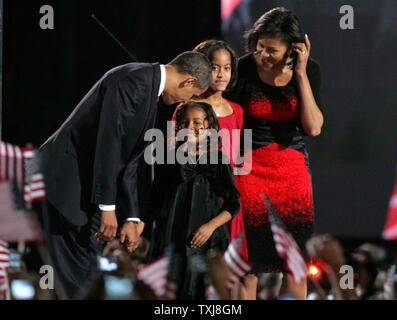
40, 63, 161, 226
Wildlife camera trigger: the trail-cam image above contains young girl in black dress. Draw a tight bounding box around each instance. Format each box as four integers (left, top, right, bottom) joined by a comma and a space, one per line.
142, 101, 241, 300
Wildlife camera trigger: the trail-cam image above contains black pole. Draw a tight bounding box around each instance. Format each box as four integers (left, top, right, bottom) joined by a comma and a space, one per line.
91, 14, 138, 62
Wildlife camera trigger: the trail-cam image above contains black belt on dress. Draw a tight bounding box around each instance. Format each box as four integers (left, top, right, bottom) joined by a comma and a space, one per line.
240, 115, 307, 153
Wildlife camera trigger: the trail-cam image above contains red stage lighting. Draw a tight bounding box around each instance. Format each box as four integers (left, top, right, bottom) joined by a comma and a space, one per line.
308, 264, 320, 277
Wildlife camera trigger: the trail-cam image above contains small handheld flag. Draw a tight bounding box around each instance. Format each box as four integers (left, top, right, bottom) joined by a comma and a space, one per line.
0, 141, 46, 204
0, 182, 44, 243
137, 249, 177, 300
0, 240, 10, 294
223, 233, 252, 290
265, 195, 307, 284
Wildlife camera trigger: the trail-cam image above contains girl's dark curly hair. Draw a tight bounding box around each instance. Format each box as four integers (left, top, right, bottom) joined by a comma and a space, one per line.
193, 40, 238, 94
174, 101, 222, 152
245, 7, 305, 52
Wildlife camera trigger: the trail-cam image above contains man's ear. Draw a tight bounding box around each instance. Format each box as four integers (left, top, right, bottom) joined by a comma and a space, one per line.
177, 77, 197, 89
183, 77, 198, 87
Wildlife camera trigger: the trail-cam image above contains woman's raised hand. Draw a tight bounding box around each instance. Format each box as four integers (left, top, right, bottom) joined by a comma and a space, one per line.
292, 34, 311, 76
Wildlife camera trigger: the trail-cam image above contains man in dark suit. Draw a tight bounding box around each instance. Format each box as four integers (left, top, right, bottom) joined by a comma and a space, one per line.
39, 51, 212, 299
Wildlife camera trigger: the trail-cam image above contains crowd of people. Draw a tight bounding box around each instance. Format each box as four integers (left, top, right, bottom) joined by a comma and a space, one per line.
1, 235, 397, 300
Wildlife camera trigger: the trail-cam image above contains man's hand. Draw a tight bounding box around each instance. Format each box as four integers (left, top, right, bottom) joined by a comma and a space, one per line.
120, 222, 139, 253
95, 210, 118, 242
137, 221, 145, 236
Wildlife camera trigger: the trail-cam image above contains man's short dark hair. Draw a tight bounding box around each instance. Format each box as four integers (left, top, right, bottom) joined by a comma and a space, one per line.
168, 51, 212, 89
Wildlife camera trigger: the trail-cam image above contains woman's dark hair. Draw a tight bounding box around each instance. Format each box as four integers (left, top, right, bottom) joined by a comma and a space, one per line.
174, 101, 221, 151
193, 40, 238, 93
245, 7, 305, 52
168, 51, 212, 89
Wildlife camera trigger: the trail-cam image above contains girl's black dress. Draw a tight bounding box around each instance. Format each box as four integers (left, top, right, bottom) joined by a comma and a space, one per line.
143, 151, 240, 299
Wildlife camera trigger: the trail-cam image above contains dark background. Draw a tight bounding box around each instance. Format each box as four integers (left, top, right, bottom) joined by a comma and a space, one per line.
2, 0, 221, 146
2, 0, 396, 239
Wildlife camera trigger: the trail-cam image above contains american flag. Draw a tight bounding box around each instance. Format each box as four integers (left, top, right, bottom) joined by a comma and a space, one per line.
384, 262, 396, 300
383, 167, 397, 240
0, 182, 43, 243
0, 240, 10, 294
0, 141, 45, 204
224, 233, 252, 290
265, 196, 308, 284
162, 281, 177, 300
24, 173, 46, 203
137, 254, 177, 300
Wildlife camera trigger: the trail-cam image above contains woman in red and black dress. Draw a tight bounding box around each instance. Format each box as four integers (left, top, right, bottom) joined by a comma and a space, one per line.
227, 7, 324, 299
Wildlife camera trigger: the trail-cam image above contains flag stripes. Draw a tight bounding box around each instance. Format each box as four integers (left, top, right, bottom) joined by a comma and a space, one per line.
137, 255, 176, 299
0, 240, 10, 294
0, 240, 10, 267
224, 234, 252, 290
0, 142, 27, 188
162, 281, 177, 300
24, 173, 46, 202
271, 225, 307, 283
0, 141, 45, 204
0, 182, 44, 243
0, 267, 7, 294
265, 195, 308, 284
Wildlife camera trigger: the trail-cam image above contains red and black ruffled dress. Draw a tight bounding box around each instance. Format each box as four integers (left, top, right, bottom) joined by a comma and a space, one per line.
227, 53, 322, 273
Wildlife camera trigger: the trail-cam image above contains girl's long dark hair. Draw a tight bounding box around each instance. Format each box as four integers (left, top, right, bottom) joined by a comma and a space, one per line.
193, 39, 238, 94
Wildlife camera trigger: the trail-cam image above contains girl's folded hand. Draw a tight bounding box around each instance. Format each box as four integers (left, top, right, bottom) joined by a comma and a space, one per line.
190, 223, 216, 248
